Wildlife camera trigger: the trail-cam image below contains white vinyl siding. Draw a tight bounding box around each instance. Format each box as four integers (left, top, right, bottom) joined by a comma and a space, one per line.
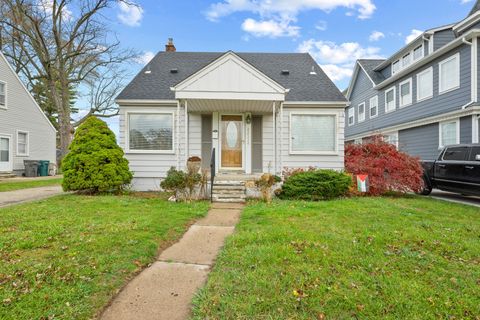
16, 131, 29, 156
399, 78, 412, 107
369, 96, 378, 118
385, 87, 396, 113
439, 53, 460, 94
0, 81, 6, 109
417, 67, 433, 101
348, 107, 354, 126
358, 102, 365, 122
439, 119, 459, 148
290, 113, 337, 154
127, 112, 174, 153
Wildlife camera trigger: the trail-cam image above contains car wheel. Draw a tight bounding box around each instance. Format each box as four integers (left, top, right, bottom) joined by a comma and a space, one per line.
420, 185, 432, 195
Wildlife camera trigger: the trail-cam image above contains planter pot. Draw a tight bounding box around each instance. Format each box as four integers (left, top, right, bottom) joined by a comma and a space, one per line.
187, 160, 201, 174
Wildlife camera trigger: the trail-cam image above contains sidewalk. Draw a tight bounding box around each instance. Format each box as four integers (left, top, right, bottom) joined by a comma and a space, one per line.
100, 202, 244, 320
0, 185, 64, 207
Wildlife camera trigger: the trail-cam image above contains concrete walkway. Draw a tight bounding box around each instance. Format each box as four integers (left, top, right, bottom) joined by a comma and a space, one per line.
0, 185, 64, 208
100, 202, 244, 320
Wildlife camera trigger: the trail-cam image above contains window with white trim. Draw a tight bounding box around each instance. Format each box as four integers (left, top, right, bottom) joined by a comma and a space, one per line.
385, 87, 396, 113
439, 120, 459, 148
413, 45, 423, 61
0, 82, 6, 109
348, 108, 354, 126
402, 53, 411, 68
439, 53, 460, 94
369, 96, 378, 118
17, 131, 29, 156
392, 61, 400, 75
358, 102, 365, 122
417, 67, 433, 101
128, 113, 174, 152
354, 138, 363, 145
399, 79, 412, 107
290, 114, 336, 153
383, 132, 399, 148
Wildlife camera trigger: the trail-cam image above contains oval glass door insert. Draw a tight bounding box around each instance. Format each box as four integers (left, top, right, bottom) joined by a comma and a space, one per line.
226, 122, 238, 148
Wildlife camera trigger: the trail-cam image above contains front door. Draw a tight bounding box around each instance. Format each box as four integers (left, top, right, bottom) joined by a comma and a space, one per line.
0, 135, 12, 172
220, 115, 243, 169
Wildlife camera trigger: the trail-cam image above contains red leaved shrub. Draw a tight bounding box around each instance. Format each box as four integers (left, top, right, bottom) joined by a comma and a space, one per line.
345, 137, 424, 196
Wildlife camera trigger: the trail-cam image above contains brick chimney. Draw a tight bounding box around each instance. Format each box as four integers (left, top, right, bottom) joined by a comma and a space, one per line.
165, 38, 176, 52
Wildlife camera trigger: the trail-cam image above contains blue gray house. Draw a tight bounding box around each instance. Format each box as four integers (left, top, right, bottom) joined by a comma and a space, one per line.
345, 1, 480, 160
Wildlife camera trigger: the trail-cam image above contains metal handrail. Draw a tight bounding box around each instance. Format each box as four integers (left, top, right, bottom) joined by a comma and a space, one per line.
210, 148, 216, 202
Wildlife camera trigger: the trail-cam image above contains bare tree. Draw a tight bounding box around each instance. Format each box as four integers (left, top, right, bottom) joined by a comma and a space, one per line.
0, 0, 137, 158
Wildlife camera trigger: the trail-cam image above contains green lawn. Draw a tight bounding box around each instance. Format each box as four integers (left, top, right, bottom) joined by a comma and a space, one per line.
192, 196, 480, 319
0, 178, 63, 192
0, 194, 209, 320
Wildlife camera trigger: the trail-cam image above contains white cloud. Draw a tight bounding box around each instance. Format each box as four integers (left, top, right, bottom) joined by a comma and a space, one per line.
118, 2, 144, 27
241, 18, 300, 37
461, 0, 474, 3
315, 20, 328, 31
205, 0, 376, 37
136, 51, 155, 65
405, 29, 423, 44
297, 39, 383, 82
369, 30, 385, 42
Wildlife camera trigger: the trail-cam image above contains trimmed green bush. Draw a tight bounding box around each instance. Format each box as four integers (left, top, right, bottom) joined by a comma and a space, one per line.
279, 169, 352, 201
62, 116, 132, 193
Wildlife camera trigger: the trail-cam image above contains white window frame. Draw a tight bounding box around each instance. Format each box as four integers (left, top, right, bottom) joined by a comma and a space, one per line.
392, 60, 400, 75
354, 138, 363, 145
0, 81, 6, 110
438, 119, 460, 149
358, 102, 366, 123
416, 67, 434, 102
413, 45, 424, 61
399, 78, 413, 108
439, 53, 460, 95
385, 86, 396, 113
289, 112, 339, 155
16, 130, 29, 157
348, 107, 355, 126
402, 53, 411, 68
125, 110, 176, 154
369, 96, 378, 118
383, 131, 399, 148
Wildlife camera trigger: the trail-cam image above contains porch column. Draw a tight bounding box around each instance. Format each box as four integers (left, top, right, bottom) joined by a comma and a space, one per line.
272, 101, 277, 175
176, 100, 180, 169
279, 102, 284, 176
184, 100, 189, 166
245, 112, 252, 174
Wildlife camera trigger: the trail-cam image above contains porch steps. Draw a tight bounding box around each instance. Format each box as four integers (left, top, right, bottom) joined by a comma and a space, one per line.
212, 180, 246, 203
0, 172, 16, 179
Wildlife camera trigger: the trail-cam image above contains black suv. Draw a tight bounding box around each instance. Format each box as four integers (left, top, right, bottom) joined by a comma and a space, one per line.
421, 144, 480, 196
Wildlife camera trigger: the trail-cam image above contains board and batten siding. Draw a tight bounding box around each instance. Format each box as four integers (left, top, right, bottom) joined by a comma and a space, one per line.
280, 106, 345, 171
0, 54, 56, 173
346, 43, 472, 139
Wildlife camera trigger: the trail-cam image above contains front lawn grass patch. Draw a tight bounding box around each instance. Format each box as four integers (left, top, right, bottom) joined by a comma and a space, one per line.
0, 194, 208, 319
0, 178, 63, 192
192, 197, 480, 319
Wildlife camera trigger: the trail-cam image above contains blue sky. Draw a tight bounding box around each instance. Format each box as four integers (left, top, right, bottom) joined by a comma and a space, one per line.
90, 0, 478, 134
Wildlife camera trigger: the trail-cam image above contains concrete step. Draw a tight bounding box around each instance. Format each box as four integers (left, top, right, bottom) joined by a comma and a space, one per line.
212, 185, 245, 191
213, 180, 245, 186
0, 172, 16, 179
212, 190, 246, 195
213, 198, 246, 203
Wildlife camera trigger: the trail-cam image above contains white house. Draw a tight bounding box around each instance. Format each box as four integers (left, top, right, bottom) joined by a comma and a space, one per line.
0, 52, 57, 176
116, 40, 347, 192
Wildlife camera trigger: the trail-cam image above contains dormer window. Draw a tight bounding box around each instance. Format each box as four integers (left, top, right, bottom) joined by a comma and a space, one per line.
392, 61, 400, 74
0, 82, 6, 109
413, 45, 423, 61
402, 53, 411, 67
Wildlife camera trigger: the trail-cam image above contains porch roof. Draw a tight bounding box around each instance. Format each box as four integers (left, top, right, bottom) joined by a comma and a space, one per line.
186, 99, 275, 113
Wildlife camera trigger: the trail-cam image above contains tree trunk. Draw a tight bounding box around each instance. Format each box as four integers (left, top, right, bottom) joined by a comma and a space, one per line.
48, 79, 72, 160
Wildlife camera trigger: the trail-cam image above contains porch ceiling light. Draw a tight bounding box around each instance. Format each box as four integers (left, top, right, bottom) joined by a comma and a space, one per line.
245, 114, 252, 124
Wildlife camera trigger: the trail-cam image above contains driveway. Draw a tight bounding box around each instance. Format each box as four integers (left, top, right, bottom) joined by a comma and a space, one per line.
0, 186, 63, 207
430, 189, 480, 208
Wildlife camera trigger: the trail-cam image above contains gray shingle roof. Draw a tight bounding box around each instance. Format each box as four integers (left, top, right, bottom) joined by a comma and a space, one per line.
469, 0, 480, 16
117, 51, 346, 102
357, 59, 387, 85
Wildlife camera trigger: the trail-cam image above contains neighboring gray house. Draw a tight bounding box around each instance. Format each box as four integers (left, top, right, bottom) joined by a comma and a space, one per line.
116, 41, 347, 191
345, 1, 480, 160
0, 52, 57, 176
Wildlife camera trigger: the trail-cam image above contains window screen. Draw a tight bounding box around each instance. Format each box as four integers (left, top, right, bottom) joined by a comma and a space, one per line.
128, 113, 173, 151
291, 114, 336, 152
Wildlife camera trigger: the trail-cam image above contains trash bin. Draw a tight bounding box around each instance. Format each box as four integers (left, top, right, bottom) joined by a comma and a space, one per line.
24, 160, 39, 177
38, 160, 50, 177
